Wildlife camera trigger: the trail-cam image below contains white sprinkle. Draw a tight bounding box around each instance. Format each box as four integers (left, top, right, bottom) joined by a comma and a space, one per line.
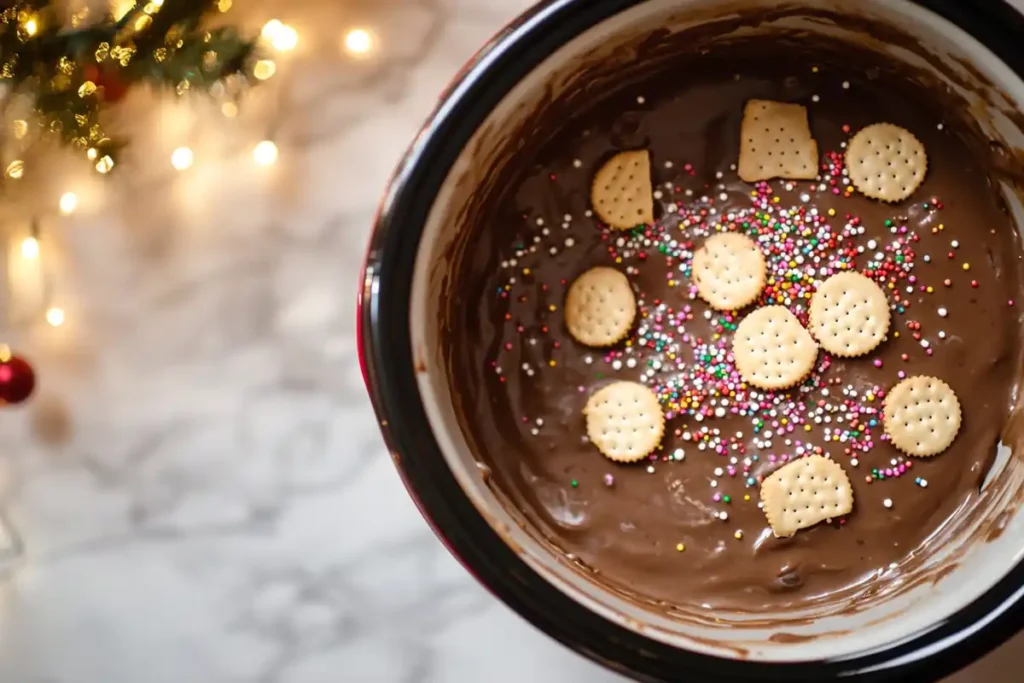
573, 159, 583, 168
530, 428, 539, 436
938, 331, 947, 339
842, 81, 850, 89
716, 171, 724, 179
719, 193, 728, 201
612, 360, 623, 370
536, 418, 544, 426
665, 161, 674, 169
626, 358, 637, 368
584, 356, 593, 365
653, 190, 663, 199
921, 340, 930, 349
938, 307, 948, 317
951, 240, 959, 248
937, 123, 944, 130
883, 498, 893, 509
850, 458, 859, 467
536, 218, 544, 226
719, 511, 729, 521
584, 210, 593, 217
565, 238, 575, 247
714, 467, 724, 476
867, 239, 877, 249
637, 96, 646, 104
923, 255, 931, 263
812, 94, 820, 102
647, 465, 655, 474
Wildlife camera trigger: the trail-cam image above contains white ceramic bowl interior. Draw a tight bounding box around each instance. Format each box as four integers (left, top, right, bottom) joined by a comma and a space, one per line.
410, 0, 1024, 662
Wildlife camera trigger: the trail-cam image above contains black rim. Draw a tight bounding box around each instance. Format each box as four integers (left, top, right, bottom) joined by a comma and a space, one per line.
359, 1, 1024, 680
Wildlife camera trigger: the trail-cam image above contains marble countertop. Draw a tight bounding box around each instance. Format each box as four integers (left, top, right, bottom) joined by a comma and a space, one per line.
0, 0, 1018, 681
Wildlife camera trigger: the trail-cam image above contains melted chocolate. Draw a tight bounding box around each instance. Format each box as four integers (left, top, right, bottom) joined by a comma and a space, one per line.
449, 44, 1024, 613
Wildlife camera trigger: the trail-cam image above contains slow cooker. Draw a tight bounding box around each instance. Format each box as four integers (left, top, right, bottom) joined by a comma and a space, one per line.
358, 1, 1024, 680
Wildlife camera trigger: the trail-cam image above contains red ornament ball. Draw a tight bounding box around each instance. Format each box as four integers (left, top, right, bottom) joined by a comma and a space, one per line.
82, 64, 129, 104
0, 354, 35, 405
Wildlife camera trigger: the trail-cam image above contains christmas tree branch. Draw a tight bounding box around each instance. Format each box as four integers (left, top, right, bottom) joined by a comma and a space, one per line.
0, 0, 258, 173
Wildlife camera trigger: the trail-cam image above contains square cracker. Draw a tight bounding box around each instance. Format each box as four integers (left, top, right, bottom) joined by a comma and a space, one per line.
738, 100, 819, 183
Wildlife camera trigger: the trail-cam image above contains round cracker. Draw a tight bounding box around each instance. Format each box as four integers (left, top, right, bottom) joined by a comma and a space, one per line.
591, 150, 655, 230
809, 271, 891, 357
564, 266, 636, 347
584, 381, 664, 462
883, 376, 961, 457
760, 455, 854, 538
691, 232, 767, 311
733, 306, 818, 390
846, 123, 928, 202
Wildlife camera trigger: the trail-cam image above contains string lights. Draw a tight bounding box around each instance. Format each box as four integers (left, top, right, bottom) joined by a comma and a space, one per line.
261, 19, 297, 52
58, 193, 78, 216
252, 140, 278, 166
344, 28, 374, 57
170, 146, 194, 171
3, 8, 383, 338
45, 307, 64, 327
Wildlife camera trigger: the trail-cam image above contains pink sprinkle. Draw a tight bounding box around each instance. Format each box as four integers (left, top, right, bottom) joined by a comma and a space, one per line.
603, 473, 615, 487
897, 370, 907, 379
873, 359, 883, 368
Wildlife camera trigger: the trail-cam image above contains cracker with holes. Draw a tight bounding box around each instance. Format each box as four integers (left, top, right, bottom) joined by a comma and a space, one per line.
809, 271, 891, 357
846, 123, 928, 202
591, 150, 654, 229
565, 266, 636, 347
692, 232, 767, 311
760, 455, 854, 538
584, 381, 665, 463
738, 99, 819, 183
883, 376, 961, 457
733, 306, 818, 390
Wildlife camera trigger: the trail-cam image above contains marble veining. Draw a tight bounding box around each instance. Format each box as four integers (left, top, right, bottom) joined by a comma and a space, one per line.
0, 0, 1014, 680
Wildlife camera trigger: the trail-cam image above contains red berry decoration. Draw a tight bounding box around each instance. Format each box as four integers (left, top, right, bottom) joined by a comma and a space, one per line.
0, 352, 35, 405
